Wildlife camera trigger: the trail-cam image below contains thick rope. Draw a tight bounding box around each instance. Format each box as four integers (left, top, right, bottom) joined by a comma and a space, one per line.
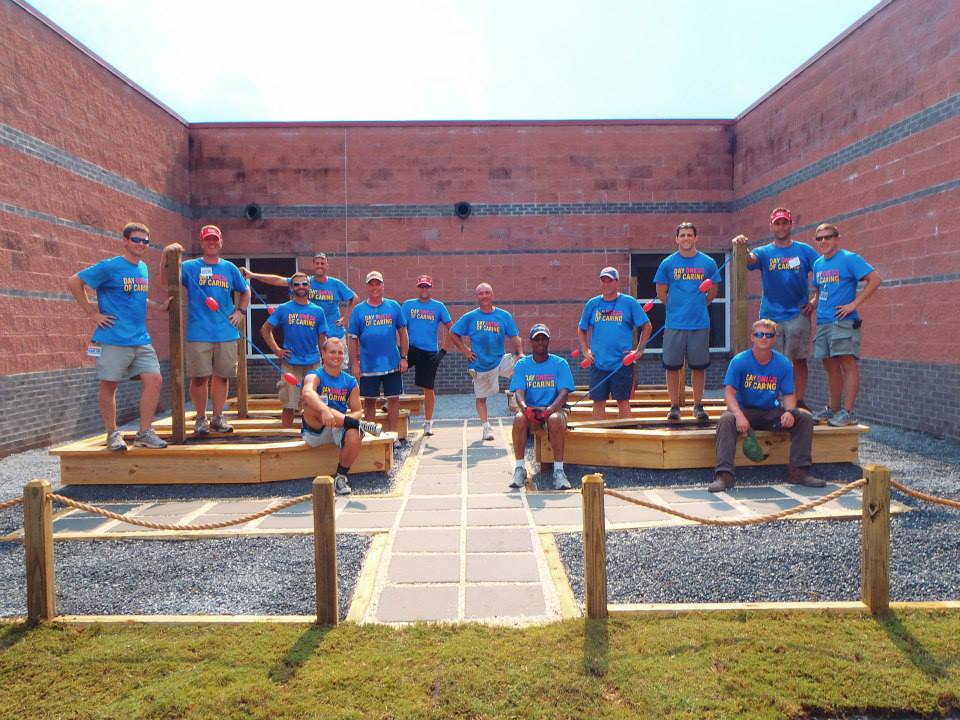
48, 493, 313, 531
0, 497, 24, 511
603, 478, 866, 527
890, 479, 960, 510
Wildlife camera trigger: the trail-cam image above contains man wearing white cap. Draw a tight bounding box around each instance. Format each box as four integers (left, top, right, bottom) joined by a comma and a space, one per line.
510, 323, 575, 490
578, 266, 652, 419
401, 275, 452, 435
348, 271, 408, 439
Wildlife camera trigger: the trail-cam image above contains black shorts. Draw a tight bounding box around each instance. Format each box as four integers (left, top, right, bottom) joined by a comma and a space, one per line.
408, 345, 443, 390
360, 371, 403, 399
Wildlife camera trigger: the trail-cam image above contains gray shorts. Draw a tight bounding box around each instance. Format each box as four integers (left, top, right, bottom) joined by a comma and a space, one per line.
815, 320, 861, 359
662, 329, 710, 370
186, 341, 238, 378
96, 344, 161, 382
774, 314, 812, 360
302, 425, 348, 448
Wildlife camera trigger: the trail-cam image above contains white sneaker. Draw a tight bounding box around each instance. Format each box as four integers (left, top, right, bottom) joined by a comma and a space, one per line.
510, 467, 527, 489
334, 474, 352, 495
359, 420, 382, 436
106, 430, 127, 452
133, 428, 167, 449
423, 420, 433, 436
553, 468, 571, 490
482, 423, 495, 441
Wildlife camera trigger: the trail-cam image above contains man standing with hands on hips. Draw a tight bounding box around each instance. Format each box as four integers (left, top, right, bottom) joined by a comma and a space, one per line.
732, 208, 820, 409
401, 275, 452, 436
577, 266, 652, 419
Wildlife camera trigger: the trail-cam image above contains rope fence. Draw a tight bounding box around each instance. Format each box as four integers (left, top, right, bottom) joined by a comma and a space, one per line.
581, 464, 960, 620
0, 497, 24, 512
20, 478, 339, 627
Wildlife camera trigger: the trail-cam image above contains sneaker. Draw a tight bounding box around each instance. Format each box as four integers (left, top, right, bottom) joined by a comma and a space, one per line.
827, 409, 858, 427
133, 428, 167, 449
553, 468, 571, 490
667, 405, 681, 422
810, 406, 834, 424
482, 423, 495, 441
423, 420, 433, 436
509, 466, 527, 489
788, 467, 826, 488
334, 473, 352, 495
707, 471, 735, 493
194, 415, 210, 435
359, 420, 383, 437
106, 430, 127, 452
210, 415, 234, 433
694, 404, 709, 422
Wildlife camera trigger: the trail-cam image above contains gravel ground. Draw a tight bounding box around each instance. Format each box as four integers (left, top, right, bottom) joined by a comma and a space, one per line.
0, 534, 368, 620
555, 424, 960, 604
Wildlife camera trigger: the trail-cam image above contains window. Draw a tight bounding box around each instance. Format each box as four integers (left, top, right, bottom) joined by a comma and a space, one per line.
224, 256, 297, 358
631, 251, 730, 353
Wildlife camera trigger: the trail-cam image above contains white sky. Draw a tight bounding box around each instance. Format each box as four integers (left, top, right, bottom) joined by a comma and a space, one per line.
27, 0, 881, 122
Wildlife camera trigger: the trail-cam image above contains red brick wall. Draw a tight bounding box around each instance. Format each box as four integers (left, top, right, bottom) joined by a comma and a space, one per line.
0, 0, 192, 375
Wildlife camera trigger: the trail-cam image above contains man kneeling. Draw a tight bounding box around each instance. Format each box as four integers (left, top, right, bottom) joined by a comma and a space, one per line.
509, 323, 575, 490
301, 338, 382, 496
710, 319, 824, 493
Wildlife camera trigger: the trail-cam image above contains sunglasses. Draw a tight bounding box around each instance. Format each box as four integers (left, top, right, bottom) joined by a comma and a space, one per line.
292, 281, 310, 287
814, 233, 838, 242
128, 236, 150, 245
417, 284, 431, 289
752, 331, 776, 339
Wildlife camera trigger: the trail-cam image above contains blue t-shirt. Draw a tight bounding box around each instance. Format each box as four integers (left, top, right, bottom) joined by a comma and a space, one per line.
724, 349, 795, 410
451, 307, 520, 372
509, 354, 576, 408
347, 299, 406, 375
748, 241, 820, 322
294, 276, 355, 339
578, 294, 650, 371
401, 298, 452, 352
653, 251, 719, 330
303, 368, 357, 416
181, 258, 248, 343
77, 256, 151, 346
267, 300, 329, 365
814, 249, 875, 323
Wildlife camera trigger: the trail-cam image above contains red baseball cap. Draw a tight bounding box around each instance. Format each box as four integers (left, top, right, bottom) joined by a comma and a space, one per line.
416, 275, 433, 287
769, 208, 793, 224
200, 225, 223, 241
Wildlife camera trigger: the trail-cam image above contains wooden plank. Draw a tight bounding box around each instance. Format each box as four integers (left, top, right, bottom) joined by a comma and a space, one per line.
313, 476, 338, 626
24, 479, 55, 624
538, 428, 665, 468
60, 452, 262, 485
234, 290, 249, 419
862, 464, 891, 615
260, 436, 393, 481
567, 406, 724, 421
609, 601, 870, 616
732, 242, 749, 354
165, 247, 186, 444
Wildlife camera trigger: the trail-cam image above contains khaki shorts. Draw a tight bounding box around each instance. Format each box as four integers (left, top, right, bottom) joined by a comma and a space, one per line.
473, 353, 516, 399
96, 344, 161, 382
774, 313, 812, 360
278, 361, 321, 409
815, 320, 861, 359
186, 341, 238, 378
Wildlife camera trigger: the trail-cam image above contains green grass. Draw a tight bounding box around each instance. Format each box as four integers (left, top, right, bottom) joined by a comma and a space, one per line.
0, 610, 958, 719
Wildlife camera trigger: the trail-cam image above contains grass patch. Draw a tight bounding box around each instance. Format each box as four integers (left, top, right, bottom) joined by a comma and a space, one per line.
0, 610, 957, 719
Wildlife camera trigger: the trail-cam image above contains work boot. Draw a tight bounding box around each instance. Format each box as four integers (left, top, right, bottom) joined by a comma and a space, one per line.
667, 405, 681, 422
787, 467, 826, 488
708, 471, 735, 493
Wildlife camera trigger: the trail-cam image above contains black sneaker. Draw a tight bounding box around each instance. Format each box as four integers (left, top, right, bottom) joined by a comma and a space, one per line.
667, 405, 681, 421
694, 404, 709, 422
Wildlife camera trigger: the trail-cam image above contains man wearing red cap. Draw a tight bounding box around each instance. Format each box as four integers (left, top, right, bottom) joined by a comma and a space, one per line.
732, 208, 820, 410
401, 275, 452, 435
163, 226, 250, 434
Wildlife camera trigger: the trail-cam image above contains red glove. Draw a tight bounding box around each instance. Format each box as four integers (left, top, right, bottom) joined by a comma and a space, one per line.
523, 407, 540, 425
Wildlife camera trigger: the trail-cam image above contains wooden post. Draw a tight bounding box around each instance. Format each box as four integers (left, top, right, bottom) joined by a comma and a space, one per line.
582, 473, 608, 619
165, 246, 186, 444
234, 290, 249, 419
23, 479, 55, 624
313, 476, 339, 625
861, 464, 891, 615
732, 242, 749, 354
